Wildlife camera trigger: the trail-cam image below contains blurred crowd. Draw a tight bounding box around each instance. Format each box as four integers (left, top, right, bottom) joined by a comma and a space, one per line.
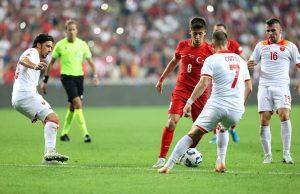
0, 0, 299, 84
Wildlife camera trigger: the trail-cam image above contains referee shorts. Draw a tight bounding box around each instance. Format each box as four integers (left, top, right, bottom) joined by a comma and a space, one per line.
61, 74, 84, 102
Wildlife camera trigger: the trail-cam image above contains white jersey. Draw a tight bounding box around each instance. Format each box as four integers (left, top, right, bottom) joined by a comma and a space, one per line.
12, 48, 40, 101
250, 39, 300, 87
201, 51, 250, 112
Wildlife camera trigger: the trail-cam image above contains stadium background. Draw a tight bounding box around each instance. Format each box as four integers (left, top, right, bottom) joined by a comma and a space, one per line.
0, 0, 299, 107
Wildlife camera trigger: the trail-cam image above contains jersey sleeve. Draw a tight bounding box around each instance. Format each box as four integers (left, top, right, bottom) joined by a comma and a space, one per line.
249, 43, 261, 63
290, 43, 300, 67
243, 61, 251, 81
22, 49, 39, 64
83, 41, 92, 59
52, 43, 60, 59
201, 57, 213, 78
174, 41, 183, 60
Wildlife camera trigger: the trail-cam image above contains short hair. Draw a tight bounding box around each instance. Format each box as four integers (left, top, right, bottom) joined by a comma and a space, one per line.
215, 23, 227, 29
65, 19, 78, 30
32, 34, 54, 48
266, 18, 281, 26
189, 17, 206, 30
212, 31, 227, 47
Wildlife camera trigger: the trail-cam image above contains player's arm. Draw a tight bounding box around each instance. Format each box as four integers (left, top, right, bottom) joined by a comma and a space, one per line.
19, 57, 47, 70
41, 57, 56, 94
247, 43, 261, 70
86, 58, 99, 86
156, 57, 180, 93
244, 79, 252, 105
183, 76, 212, 117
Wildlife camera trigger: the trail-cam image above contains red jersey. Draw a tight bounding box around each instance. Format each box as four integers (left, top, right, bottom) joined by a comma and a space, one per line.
174, 39, 213, 94
227, 39, 243, 55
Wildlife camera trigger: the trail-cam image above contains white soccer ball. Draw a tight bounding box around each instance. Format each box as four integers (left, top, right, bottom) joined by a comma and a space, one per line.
180, 148, 203, 167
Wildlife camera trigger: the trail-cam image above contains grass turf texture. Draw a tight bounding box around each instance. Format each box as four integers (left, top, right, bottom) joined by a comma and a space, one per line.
0, 105, 299, 194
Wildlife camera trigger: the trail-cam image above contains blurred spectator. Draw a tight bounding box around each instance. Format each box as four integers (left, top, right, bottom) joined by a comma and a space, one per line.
0, 0, 299, 84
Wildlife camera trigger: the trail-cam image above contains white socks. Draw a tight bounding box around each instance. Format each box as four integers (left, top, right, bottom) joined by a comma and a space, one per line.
44, 121, 58, 153
260, 126, 271, 156
164, 135, 193, 169
281, 120, 292, 155
216, 130, 229, 164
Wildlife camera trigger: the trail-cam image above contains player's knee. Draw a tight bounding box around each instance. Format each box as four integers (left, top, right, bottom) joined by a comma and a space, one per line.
260, 112, 271, 125
44, 112, 59, 128
278, 112, 289, 121
188, 126, 206, 143
166, 118, 178, 130
72, 97, 82, 109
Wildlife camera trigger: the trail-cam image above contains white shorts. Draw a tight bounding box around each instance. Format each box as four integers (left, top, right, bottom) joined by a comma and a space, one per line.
193, 104, 243, 132
257, 85, 291, 112
12, 94, 54, 122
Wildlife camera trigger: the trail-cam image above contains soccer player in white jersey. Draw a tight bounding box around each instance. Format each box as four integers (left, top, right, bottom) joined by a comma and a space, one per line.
158, 31, 252, 173
248, 18, 300, 164
11, 34, 69, 164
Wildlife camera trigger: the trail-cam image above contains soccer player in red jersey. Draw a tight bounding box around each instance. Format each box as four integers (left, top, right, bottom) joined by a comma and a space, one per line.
152, 17, 213, 168
209, 23, 245, 144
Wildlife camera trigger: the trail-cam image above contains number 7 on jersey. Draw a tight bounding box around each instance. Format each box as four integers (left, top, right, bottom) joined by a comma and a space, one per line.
229, 64, 240, 88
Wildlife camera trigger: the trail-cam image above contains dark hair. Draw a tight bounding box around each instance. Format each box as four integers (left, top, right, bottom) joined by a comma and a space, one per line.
189, 17, 206, 30
266, 18, 281, 26
65, 19, 78, 30
212, 31, 227, 47
32, 34, 54, 47
215, 23, 227, 29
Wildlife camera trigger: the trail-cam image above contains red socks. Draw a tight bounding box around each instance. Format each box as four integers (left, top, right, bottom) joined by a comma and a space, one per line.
159, 127, 174, 158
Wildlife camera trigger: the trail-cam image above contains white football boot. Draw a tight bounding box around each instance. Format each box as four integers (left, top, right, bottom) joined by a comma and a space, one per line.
152, 158, 166, 168
283, 152, 294, 164
263, 154, 273, 164
43, 149, 69, 164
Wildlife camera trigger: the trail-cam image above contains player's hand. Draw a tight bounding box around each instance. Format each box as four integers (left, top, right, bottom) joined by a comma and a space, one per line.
183, 103, 192, 118
92, 76, 100, 86
35, 62, 48, 70
247, 60, 256, 70
155, 80, 163, 94
41, 82, 47, 94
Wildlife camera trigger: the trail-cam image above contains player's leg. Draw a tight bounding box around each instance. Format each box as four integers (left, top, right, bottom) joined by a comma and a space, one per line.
60, 75, 76, 141
158, 125, 207, 173
60, 103, 74, 141
43, 112, 69, 163
260, 111, 273, 163
73, 76, 91, 143
215, 111, 242, 173
209, 129, 217, 144
72, 97, 91, 142
278, 108, 293, 164
258, 86, 273, 163
273, 86, 293, 164
215, 129, 228, 173
159, 104, 219, 173
229, 125, 240, 142
153, 113, 181, 168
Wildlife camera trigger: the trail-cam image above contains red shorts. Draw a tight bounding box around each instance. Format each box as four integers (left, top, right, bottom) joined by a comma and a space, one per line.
168, 91, 208, 122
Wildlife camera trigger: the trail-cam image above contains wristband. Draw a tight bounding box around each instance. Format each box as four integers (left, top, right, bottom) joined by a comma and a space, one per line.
186, 98, 194, 105
43, 75, 49, 83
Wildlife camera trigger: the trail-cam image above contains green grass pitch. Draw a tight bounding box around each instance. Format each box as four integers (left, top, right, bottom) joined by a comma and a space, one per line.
0, 105, 299, 194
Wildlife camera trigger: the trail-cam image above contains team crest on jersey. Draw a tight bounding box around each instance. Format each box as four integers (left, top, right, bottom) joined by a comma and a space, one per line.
41, 101, 46, 105
280, 46, 285, 51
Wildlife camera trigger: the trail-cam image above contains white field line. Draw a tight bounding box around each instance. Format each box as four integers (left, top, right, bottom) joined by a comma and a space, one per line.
0, 163, 300, 176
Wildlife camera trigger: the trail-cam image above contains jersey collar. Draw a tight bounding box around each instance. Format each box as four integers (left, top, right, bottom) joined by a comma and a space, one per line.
264, 39, 286, 45
216, 50, 232, 53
